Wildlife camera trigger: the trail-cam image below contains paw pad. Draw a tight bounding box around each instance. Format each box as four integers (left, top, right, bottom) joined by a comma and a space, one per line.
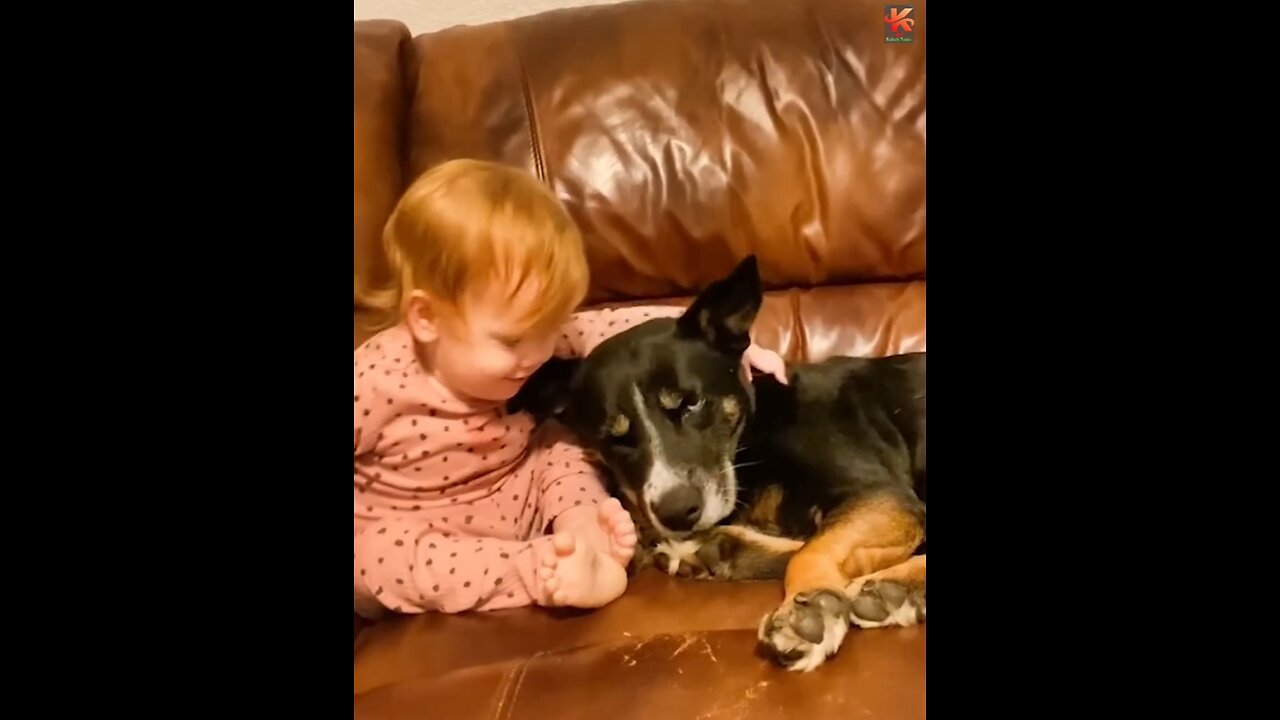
849, 579, 926, 627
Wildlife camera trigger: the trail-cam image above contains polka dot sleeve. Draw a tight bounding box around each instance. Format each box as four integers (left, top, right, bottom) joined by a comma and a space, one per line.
355, 520, 559, 614
555, 305, 686, 358
531, 427, 613, 529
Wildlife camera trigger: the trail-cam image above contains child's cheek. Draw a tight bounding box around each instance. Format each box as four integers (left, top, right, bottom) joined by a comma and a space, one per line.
474, 346, 518, 377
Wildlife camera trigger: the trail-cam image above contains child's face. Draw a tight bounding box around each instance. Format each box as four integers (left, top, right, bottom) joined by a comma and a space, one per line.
427, 286, 562, 404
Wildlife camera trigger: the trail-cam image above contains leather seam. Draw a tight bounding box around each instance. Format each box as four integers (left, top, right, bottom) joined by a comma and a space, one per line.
501, 652, 541, 720
488, 664, 520, 720
395, 28, 415, 190
507, 23, 547, 183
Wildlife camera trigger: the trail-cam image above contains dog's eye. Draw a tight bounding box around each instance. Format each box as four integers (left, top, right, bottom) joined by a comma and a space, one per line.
608, 414, 630, 437
685, 395, 705, 412
605, 415, 638, 449
658, 388, 683, 410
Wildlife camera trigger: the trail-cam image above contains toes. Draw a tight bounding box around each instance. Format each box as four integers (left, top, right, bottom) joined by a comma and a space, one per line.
537, 566, 554, 581
617, 532, 637, 548
602, 504, 634, 533
653, 550, 677, 576
850, 583, 892, 622
788, 591, 849, 640
776, 648, 809, 666
551, 532, 577, 557
758, 591, 852, 671
605, 500, 632, 520
873, 580, 908, 606
848, 580, 925, 627
758, 611, 818, 672
613, 535, 637, 564
802, 589, 853, 617
780, 646, 826, 672
613, 508, 635, 528
787, 603, 828, 643
612, 518, 637, 539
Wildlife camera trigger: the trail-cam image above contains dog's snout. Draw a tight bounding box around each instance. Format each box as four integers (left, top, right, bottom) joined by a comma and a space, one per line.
650, 485, 702, 532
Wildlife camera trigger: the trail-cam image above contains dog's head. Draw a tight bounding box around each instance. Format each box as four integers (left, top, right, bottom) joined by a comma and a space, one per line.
510, 256, 764, 539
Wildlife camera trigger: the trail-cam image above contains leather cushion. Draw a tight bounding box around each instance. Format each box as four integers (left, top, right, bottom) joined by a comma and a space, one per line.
402, 0, 926, 305
354, 570, 925, 719
355, 20, 415, 309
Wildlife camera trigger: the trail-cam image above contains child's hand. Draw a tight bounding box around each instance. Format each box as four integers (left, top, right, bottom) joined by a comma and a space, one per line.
745, 343, 788, 385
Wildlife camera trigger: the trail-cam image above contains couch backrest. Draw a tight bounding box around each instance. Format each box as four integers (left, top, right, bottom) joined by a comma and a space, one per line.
354, 20, 414, 310
354, 0, 925, 358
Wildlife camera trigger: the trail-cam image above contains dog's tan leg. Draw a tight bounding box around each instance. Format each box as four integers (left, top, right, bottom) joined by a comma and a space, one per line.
758, 490, 924, 672
784, 493, 923, 595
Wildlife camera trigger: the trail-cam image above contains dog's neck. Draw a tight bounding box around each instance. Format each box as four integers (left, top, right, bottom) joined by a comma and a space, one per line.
733, 373, 794, 483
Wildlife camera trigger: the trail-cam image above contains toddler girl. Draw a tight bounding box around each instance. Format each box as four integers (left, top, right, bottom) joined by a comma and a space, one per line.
354, 159, 784, 617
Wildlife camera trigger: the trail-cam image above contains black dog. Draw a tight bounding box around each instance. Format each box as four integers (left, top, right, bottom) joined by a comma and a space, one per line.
509, 256, 926, 671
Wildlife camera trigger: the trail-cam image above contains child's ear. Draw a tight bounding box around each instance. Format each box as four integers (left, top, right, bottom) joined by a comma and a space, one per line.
404, 290, 441, 344
676, 255, 763, 356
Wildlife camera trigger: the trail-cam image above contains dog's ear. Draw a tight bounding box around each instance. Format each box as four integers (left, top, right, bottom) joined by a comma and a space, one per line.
506, 356, 581, 422
676, 255, 763, 356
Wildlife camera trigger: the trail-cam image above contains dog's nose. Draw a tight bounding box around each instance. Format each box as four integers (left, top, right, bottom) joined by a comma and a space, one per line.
651, 485, 702, 532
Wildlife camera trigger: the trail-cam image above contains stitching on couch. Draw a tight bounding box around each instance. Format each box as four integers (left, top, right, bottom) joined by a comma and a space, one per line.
500, 651, 542, 720
488, 664, 519, 720
507, 24, 547, 183
489, 651, 542, 720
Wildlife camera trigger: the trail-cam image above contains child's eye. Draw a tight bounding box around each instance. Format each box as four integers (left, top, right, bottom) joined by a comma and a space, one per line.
494, 335, 521, 348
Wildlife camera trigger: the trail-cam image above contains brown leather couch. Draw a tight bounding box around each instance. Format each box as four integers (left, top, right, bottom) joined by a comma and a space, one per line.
354, 0, 926, 716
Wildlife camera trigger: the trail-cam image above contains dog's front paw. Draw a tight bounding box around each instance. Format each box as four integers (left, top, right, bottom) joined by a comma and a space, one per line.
650, 528, 751, 580
651, 537, 715, 579
757, 589, 852, 672
848, 579, 926, 628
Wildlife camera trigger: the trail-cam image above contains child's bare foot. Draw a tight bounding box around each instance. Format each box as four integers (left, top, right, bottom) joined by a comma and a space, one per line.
554, 499, 638, 567
535, 532, 628, 608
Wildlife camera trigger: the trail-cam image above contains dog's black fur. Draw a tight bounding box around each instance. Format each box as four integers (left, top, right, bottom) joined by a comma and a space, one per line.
736, 351, 927, 537
509, 256, 926, 671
